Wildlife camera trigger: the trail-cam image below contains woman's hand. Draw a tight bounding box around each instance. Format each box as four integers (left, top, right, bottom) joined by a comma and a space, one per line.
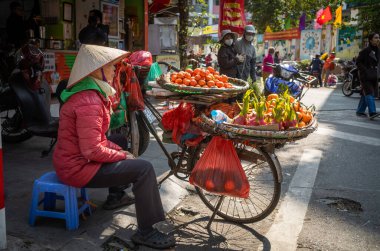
122, 150, 135, 159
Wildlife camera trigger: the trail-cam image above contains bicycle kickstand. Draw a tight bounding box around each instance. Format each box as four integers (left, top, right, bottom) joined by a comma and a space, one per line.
206, 196, 225, 229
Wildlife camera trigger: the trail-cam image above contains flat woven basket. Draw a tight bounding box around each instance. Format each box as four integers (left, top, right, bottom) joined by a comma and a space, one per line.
157, 75, 249, 95
195, 113, 318, 144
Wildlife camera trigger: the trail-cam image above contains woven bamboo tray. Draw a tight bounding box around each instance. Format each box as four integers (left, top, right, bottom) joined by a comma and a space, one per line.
157, 74, 249, 95
195, 113, 318, 144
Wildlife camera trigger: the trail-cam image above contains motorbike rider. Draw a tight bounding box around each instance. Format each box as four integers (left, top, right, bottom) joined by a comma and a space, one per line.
356, 32, 379, 119
234, 25, 257, 82
53, 44, 175, 249
309, 54, 323, 87
217, 29, 244, 78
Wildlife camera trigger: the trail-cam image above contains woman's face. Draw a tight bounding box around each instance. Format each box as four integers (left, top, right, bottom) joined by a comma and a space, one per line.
223, 34, 233, 42
91, 64, 116, 82
102, 64, 116, 81
369, 34, 379, 46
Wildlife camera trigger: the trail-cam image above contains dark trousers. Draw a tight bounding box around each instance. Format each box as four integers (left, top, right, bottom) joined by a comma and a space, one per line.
86, 135, 165, 232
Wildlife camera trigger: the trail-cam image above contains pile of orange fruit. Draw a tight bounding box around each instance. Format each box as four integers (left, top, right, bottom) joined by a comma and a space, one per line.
170, 66, 234, 88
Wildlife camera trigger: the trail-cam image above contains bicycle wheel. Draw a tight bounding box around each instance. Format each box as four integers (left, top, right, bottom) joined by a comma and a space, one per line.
191, 141, 281, 223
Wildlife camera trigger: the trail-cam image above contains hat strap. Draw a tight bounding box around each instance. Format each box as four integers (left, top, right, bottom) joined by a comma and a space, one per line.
101, 68, 107, 82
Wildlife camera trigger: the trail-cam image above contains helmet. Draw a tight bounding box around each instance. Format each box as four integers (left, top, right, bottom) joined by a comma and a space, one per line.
244, 25, 257, 34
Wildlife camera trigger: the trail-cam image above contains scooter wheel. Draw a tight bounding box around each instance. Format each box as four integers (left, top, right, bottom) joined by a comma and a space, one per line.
342, 80, 354, 97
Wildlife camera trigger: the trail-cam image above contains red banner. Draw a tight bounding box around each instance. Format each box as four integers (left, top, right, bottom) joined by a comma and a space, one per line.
264, 28, 301, 40
219, 0, 246, 35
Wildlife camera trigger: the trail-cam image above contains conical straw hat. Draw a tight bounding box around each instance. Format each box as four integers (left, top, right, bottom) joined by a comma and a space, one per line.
67, 44, 129, 88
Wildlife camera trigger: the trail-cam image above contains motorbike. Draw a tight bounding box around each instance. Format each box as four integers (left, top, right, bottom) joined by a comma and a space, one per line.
342, 66, 361, 97
264, 63, 317, 99
0, 43, 59, 157
255, 61, 262, 77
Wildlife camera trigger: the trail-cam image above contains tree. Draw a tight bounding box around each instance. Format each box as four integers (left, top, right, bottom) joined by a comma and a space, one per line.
245, 0, 336, 33
345, 0, 380, 34
177, 0, 210, 68
177, 0, 189, 68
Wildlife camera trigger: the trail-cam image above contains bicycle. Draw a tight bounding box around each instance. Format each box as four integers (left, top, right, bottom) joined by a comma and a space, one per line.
132, 63, 283, 226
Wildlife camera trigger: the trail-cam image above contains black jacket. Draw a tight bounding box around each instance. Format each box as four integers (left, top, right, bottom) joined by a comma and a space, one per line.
356, 45, 379, 97
79, 25, 108, 46
217, 44, 239, 78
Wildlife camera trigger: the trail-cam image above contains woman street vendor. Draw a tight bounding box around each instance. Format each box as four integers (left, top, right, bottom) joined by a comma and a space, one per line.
53, 44, 175, 249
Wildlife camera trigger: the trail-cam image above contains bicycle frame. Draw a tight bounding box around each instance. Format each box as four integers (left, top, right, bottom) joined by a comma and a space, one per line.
132, 61, 284, 226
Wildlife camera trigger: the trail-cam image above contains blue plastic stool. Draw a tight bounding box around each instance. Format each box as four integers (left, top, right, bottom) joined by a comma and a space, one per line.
29, 171, 92, 230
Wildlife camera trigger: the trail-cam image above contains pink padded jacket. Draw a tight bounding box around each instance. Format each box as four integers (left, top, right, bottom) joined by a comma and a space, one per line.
53, 90, 126, 187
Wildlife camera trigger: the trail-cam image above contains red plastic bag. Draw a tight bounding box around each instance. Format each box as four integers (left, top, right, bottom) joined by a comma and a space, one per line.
124, 64, 145, 111
109, 63, 123, 110
161, 102, 195, 145
129, 51, 153, 67
189, 136, 250, 198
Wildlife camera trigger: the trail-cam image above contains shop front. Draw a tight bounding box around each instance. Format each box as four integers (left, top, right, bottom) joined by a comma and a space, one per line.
0, 0, 149, 93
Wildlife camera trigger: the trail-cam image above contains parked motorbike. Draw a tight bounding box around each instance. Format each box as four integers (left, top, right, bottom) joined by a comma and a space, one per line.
264, 63, 317, 99
0, 43, 58, 156
339, 60, 355, 81
255, 61, 262, 77
342, 66, 361, 97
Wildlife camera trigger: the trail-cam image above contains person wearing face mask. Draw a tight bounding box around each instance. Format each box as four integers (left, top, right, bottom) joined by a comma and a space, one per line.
234, 25, 257, 82
54, 45, 175, 249
217, 29, 243, 78
356, 32, 380, 119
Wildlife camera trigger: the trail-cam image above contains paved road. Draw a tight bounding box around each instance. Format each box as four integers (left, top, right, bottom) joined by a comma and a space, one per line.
264, 86, 380, 251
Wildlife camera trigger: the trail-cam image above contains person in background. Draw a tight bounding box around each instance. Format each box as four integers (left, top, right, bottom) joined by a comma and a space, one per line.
234, 25, 257, 82
262, 47, 275, 84
79, 9, 109, 46
321, 52, 336, 87
53, 44, 175, 249
356, 33, 379, 119
187, 50, 200, 68
6, 1, 28, 50
274, 51, 281, 64
309, 54, 323, 87
217, 29, 244, 78
205, 53, 212, 67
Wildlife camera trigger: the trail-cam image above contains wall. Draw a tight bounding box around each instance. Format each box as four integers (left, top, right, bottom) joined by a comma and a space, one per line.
336, 26, 362, 60
42, 0, 76, 49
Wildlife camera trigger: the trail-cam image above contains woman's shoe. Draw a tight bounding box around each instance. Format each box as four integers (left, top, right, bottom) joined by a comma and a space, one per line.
103, 191, 135, 210
131, 229, 176, 249
356, 112, 367, 117
369, 113, 380, 120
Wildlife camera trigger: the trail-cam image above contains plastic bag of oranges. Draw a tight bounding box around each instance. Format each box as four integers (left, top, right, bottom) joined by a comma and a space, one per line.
189, 136, 249, 198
